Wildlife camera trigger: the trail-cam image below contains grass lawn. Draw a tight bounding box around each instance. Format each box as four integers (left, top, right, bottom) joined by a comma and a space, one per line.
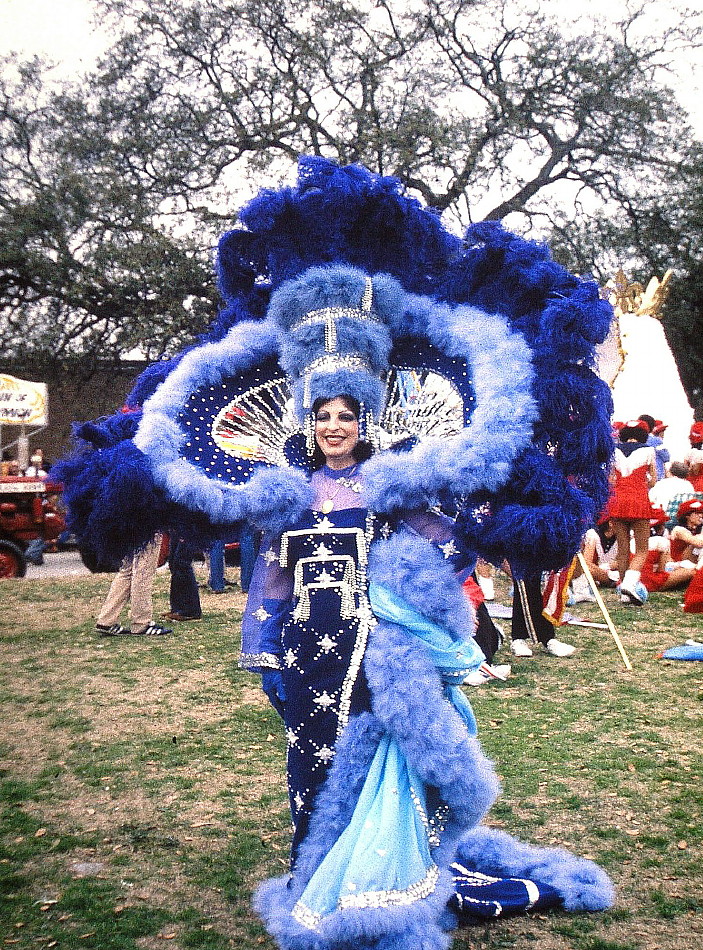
0, 564, 701, 949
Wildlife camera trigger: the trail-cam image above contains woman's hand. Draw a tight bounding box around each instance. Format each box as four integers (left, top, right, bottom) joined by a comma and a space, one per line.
261, 669, 286, 717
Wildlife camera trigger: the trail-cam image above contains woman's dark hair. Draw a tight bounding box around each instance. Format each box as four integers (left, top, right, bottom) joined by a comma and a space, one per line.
619, 424, 648, 444
677, 509, 703, 531
595, 518, 615, 549
310, 394, 374, 470
669, 461, 689, 479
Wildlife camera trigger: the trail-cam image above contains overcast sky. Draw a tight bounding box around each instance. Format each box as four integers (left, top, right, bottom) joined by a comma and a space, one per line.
0, 0, 108, 73
1, 0, 702, 135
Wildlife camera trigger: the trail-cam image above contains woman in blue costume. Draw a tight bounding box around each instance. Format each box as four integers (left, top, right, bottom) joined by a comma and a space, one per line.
54, 160, 617, 950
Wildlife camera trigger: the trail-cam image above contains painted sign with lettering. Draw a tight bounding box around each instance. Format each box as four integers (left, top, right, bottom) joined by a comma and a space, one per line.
0, 375, 48, 426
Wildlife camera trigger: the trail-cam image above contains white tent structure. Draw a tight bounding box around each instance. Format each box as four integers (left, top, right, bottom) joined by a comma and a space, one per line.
596, 270, 694, 463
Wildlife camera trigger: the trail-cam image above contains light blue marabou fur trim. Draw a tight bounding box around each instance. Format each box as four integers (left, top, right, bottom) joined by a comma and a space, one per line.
367, 531, 475, 638
453, 826, 615, 913
270, 265, 394, 422
134, 321, 314, 532
362, 559, 500, 836
270, 265, 395, 368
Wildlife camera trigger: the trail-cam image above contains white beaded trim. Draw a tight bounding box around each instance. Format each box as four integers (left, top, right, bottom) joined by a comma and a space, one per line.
337, 863, 439, 910
238, 651, 281, 670
291, 863, 440, 931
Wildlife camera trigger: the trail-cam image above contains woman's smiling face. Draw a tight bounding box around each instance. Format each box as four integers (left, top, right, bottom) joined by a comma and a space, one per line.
314, 397, 360, 469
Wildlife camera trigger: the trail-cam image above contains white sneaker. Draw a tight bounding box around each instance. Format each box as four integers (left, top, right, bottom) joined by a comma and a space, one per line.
463, 662, 512, 686
511, 639, 533, 657
619, 585, 645, 606
546, 638, 576, 658
488, 663, 512, 680
464, 669, 491, 686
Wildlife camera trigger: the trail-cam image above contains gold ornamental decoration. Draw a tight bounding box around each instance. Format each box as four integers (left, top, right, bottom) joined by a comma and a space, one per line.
606, 268, 673, 320
596, 268, 674, 391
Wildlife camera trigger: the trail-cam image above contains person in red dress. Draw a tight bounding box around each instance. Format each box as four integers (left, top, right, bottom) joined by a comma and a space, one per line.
640, 509, 696, 593
605, 420, 657, 605
669, 498, 703, 565
685, 422, 703, 492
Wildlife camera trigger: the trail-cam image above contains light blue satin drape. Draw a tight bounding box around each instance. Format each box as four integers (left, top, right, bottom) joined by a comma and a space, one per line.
292, 584, 484, 929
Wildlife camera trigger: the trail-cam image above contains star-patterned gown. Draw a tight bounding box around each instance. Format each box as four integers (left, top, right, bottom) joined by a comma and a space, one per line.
240, 464, 459, 864
279, 506, 376, 859
239, 464, 569, 936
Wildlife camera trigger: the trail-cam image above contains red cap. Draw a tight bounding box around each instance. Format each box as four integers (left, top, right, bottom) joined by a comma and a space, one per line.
690, 421, 703, 445
653, 420, 667, 435
677, 498, 703, 521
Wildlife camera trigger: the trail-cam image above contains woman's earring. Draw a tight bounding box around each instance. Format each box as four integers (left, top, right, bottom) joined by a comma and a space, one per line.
358, 402, 367, 443
305, 411, 316, 457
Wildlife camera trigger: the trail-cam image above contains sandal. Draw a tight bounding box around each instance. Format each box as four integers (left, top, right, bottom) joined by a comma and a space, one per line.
96, 623, 130, 637
133, 623, 173, 636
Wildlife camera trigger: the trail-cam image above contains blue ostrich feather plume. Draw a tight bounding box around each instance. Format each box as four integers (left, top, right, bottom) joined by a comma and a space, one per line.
124, 356, 185, 409
214, 155, 461, 330
52, 436, 169, 567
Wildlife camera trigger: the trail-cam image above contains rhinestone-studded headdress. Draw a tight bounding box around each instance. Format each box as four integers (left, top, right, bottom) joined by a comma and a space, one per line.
267, 265, 394, 453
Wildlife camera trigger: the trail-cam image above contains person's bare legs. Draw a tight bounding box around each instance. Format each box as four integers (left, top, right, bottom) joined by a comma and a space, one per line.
611, 519, 631, 585
660, 566, 696, 590
618, 519, 649, 604
629, 520, 650, 572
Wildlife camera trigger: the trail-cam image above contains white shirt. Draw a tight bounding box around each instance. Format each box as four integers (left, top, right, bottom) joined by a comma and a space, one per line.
649, 475, 695, 510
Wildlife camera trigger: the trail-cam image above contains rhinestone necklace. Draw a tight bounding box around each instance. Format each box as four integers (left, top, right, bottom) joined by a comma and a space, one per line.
320, 465, 361, 514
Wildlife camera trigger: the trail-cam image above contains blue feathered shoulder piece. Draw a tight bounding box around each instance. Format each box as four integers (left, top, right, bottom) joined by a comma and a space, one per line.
55, 156, 613, 573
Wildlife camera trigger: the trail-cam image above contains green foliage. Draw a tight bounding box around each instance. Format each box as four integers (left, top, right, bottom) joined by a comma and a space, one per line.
2, 1, 703, 395
0, 57, 218, 372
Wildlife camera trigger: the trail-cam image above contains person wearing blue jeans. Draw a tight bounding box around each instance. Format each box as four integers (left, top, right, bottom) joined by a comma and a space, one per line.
207, 539, 226, 593
239, 522, 261, 593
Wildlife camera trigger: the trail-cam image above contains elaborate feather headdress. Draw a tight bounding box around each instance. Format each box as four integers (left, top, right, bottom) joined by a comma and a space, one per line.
54, 157, 614, 577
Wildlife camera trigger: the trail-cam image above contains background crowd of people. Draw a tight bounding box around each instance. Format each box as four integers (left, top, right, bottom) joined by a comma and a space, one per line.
466, 415, 703, 683
576, 416, 703, 613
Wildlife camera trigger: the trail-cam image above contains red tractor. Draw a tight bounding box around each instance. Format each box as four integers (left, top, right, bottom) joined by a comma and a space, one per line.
0, 477, 67, 577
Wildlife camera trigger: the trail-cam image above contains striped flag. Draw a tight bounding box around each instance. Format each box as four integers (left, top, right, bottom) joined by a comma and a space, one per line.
541, 559, 577, 627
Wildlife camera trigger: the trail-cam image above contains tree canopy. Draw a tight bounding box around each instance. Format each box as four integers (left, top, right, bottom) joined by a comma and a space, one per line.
1, 0, 701, 402
0, 57, 217, 377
